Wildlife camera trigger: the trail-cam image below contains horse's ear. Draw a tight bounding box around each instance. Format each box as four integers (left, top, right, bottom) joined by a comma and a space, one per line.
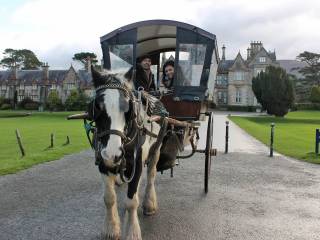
91, 66, 104, 88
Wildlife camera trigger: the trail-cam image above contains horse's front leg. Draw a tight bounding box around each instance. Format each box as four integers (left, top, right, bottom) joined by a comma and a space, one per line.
124, 148, 143, 240
101, 174, 121, 240
143, 144, 161, 216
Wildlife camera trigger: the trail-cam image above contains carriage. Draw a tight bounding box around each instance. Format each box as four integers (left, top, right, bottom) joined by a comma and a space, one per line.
69, 20, 219, 193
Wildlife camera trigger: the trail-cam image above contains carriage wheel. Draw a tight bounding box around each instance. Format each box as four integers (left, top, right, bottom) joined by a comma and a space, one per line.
204, 111, 213, 193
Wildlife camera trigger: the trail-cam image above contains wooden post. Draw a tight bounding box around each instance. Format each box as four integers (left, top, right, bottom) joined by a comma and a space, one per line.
15, 129, 25, 157
50, 133, 54, 148
270, 123, 275, 157
63, 136, 70, 146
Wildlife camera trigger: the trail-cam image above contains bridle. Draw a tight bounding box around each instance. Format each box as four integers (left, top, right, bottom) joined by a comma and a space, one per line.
85, 80, 142, 183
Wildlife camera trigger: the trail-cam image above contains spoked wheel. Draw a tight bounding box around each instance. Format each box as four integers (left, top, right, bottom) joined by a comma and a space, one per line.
204, 111, 214, 193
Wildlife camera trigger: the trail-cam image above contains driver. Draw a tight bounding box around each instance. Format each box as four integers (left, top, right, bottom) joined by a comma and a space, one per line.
135, 54, 156, 92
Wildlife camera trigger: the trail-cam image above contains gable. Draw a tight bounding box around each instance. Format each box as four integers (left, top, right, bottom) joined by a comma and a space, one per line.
230, 53, 250, 72
248, 47, 273, 66
63, 67, 78, 84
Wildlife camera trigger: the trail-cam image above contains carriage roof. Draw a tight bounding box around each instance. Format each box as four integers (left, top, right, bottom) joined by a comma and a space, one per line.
100, 20, 216, 58
100, 20, 219, 105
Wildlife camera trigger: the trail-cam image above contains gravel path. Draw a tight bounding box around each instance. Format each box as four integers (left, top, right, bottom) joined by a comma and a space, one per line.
1, 149, 320, 240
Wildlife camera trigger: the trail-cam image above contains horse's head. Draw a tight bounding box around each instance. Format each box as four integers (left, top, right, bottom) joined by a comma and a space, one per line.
88, 67, 134, 168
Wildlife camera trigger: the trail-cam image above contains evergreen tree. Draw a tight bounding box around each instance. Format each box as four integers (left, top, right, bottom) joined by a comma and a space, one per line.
252, 66, 295, 117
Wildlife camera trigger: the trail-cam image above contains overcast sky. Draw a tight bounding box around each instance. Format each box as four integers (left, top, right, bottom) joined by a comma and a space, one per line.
0, 0, 319, 69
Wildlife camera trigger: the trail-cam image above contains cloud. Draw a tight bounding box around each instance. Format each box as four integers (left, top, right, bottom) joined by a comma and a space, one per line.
0, 0, 319, 68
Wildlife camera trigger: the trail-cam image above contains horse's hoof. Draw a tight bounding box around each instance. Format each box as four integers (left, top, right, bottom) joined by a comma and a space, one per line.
102, 229, 121, 240
104, 233, 120, 240
143, 206, 157, 216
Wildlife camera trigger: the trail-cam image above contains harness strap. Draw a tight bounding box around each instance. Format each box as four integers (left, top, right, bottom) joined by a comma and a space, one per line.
97, 129, 129, 141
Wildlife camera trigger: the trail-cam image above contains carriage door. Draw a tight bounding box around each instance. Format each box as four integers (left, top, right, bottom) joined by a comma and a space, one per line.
174, 27, 214, 101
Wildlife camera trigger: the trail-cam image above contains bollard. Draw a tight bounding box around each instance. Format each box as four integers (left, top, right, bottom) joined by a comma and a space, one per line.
15, 129, 25, 157
316, 129, 320, 155
225, 121, 229, 154
270, 123, 275, 157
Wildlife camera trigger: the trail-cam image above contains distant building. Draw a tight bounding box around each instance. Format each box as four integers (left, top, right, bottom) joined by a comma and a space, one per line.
0, 63, 93, 108
215, 41, 314, 106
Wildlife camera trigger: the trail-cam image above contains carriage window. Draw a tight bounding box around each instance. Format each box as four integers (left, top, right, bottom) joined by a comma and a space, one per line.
177, 44, 206, 86
109, 44, 133, 71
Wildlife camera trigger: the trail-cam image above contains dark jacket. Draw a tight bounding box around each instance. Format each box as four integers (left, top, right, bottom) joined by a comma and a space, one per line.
125, 64, 156, 91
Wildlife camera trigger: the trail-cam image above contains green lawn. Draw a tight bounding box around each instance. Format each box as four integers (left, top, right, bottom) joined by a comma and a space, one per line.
229, 111, 320, 164
0, 111, 89, 175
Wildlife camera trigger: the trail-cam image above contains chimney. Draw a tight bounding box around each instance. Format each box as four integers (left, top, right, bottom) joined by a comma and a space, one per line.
85, 56, 91, 73
12, 65, 18, 80
222, 44, 226, 61
247, 47, 251, 60
42, 62, 49, 82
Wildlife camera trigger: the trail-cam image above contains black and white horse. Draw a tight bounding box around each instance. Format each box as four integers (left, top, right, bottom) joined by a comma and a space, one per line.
88, 67, 165, 240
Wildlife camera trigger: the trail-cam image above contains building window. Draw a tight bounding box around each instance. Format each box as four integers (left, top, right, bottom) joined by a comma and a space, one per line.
259, 57, 266, 63
66, 83, 75, 90
218, 91, 222, 100
216, 74, 228, 85
236, 89, 241, 103
235, 72, 244, 81
223, 92, 227, 104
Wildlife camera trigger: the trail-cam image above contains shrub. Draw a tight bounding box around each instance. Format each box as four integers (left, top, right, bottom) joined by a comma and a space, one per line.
24, 102, 39, 110
310, 86, 320, 103
227, 105, 258, 112
0, 103, 11, 110
46, 90, 63, 111
19, 97, 36, 109
65, 89, 89, 111
294, 103, 320, 110
0, 98, 11, 106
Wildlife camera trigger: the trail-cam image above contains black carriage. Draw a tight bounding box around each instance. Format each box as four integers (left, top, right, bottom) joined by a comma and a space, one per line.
70, 20, 219, 193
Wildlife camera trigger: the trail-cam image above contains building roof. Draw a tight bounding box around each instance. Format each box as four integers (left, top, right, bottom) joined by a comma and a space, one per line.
0, 71, 11, 83
277, 60, 307, 79
77, 70, 93, 87
0, 68, 92, 85
218, 60, 234, 73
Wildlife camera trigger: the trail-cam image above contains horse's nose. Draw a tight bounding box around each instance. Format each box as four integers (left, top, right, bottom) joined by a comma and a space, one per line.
100, 147, 123, 162
114, 147, 124, 163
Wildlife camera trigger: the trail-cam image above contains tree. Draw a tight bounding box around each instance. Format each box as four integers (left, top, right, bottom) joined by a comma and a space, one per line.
65, 89, 89, 111
296, 51, 320, 85
73, 52, 98, 68
0, 48, 42, 69
310, 86, 320, 103
252, 65, 295, 117
46, 90, 62, 111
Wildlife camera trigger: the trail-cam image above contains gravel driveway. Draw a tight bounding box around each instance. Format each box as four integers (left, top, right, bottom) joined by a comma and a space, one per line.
1, 111, 320, 240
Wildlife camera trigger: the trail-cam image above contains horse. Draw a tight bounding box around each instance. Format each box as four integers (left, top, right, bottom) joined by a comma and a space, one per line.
88, 66, 167, 240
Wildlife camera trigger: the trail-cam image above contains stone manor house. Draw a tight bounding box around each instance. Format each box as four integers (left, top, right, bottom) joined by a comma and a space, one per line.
215, 41, 306, 107
0, 63, 93, 107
